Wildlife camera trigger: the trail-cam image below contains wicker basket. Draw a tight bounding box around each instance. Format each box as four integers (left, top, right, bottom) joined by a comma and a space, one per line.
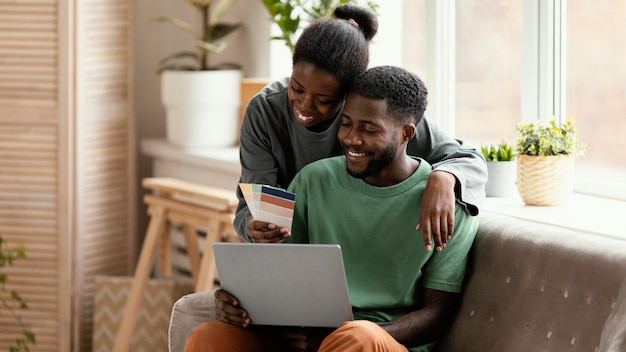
516, 155, 575, 206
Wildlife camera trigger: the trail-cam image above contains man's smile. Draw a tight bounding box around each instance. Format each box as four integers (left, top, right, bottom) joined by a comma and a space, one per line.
346, 150, 366, 158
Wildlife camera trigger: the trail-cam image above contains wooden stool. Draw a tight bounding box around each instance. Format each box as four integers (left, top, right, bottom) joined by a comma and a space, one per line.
112, 177, 243, 352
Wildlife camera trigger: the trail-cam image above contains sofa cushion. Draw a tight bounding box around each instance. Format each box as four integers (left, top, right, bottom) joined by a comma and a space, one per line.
169, 290, 216, 352
436, 213, 626, 352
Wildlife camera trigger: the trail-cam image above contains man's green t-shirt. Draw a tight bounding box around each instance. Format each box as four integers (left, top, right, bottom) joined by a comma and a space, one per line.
286, 156, 478, 351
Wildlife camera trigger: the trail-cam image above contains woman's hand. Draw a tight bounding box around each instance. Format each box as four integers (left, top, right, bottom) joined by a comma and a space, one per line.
214, 289, 251, 328
247, 219, 291, 243
417, 170, 457, 251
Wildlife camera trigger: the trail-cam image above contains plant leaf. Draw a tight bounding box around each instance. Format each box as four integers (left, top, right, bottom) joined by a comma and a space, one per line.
189, 0, 214, 7
207, 23, 241, 41
150, 16, 198, 38
194, 40, 227, 53
157, 64, 199, 74
209, 0, 238, 25
158, 51, 200, 65
210, 62, 242, 70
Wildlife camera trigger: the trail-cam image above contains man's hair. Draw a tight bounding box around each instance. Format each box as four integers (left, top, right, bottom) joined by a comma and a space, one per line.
293, 4, 378, 90
350, 66, 428, 125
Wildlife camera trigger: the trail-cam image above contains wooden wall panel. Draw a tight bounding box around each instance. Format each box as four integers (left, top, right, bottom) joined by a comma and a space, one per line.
0, 2, 63, 350
0, 118, 60, 352
0, 1, 58, 108
0, 0, 134, 351
75, 0, 134, 350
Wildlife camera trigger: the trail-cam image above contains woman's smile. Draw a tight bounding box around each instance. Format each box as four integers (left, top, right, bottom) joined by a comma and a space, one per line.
294, 109, 316, 122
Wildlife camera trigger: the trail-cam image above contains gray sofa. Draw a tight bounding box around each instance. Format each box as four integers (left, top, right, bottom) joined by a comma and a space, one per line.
168, 213, 626, 352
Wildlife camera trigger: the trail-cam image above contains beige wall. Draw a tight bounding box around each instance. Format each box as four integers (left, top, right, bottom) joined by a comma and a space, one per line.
132, 0, 271, 241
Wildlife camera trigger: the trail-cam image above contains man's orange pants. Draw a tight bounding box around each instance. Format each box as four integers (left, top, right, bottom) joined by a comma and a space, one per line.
183, 320, 410, 352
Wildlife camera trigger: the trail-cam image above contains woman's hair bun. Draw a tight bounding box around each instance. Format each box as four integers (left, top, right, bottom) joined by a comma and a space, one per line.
334, 4, 378, 41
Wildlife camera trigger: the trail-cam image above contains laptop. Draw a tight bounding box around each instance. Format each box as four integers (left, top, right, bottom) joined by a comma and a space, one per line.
212, 242, 354, 327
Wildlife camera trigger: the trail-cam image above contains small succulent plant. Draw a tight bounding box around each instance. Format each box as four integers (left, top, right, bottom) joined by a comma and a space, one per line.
481, 141, 516, 162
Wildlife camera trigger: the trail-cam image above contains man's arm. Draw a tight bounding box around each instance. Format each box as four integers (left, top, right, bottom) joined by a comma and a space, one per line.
382, 288, 460, 347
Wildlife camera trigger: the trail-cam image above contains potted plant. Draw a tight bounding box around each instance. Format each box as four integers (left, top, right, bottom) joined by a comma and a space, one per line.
260, 0, 379, 53
515, 118, 585, 206
153, 0, 243, 148
481, 141, 516, 197
0, 235, 35, 351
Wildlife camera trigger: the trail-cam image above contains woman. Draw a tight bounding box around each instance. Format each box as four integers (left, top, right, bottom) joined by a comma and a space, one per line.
235, 4, 486, 252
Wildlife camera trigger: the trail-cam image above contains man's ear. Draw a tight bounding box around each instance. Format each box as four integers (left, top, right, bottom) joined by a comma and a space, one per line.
402, 123, 416, 142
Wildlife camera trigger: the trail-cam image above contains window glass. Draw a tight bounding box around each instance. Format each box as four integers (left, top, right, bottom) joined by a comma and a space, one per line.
454, 1, 523, 147
370, 1, 425, 76
401, 0, 426, 76
567, 2, 626, 180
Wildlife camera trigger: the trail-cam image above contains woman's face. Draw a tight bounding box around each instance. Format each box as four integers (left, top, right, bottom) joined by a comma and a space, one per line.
288, 61, 346, 132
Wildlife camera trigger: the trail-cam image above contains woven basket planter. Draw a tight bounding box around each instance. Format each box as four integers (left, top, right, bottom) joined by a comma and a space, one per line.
516, 154, 575, 206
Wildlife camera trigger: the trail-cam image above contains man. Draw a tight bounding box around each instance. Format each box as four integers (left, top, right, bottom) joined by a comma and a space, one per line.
184, 66, 479, 352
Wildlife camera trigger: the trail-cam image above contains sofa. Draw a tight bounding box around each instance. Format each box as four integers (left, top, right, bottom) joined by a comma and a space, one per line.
168, 212, 626, 352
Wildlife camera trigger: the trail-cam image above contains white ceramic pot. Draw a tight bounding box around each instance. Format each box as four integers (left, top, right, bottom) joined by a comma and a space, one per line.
161, 69, 242, 147
485, 161, 517, 197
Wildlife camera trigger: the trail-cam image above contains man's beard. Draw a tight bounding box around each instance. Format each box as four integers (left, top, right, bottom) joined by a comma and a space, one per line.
346, 139, 398, 179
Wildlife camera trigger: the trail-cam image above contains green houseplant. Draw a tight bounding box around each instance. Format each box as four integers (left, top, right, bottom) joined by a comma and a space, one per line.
152, 0, 241, 71
481, 140, 515, 162
515, 118, 585, 206
515, 118, 585, 157
153, 0, 244, 148
481, 141, 517, 197
260, 0, 379, 53
0, 236, 35, 352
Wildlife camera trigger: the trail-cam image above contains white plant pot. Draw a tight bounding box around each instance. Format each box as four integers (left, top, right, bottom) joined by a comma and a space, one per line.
485, 161, 517, 197
161, 70, 242, 147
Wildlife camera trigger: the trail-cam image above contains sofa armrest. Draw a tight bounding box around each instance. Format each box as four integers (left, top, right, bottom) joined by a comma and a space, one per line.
599, 278, 626, 352
168, 290, 216, 352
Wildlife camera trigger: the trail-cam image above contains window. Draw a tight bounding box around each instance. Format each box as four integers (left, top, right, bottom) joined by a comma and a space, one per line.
268, 0, 626, 200
566, 1, 626, 199
455, 0, 523, 146
391, 0, 626, 200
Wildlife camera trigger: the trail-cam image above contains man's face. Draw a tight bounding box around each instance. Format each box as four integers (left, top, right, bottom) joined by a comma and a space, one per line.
287, 61, 345, 132
338, 93, 404, 186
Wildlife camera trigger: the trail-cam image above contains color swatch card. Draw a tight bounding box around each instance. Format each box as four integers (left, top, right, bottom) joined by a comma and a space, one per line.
239, 183, 296, 230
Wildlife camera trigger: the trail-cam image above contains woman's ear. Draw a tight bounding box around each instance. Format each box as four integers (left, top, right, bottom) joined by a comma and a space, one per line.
402, 123, 416, 142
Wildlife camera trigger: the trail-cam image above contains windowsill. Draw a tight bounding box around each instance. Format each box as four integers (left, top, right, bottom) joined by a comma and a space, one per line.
482, 193, 626, 241
141, 138, 240, 174
141, 139, 626, 241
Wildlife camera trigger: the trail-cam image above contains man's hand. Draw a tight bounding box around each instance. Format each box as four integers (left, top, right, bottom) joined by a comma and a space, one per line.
214, 289, 251, 328
417, 170, 456, 251
247, 219, 291, 243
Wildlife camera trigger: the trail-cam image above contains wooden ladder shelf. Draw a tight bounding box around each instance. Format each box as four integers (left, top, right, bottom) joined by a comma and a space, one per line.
112, 177, 243, 352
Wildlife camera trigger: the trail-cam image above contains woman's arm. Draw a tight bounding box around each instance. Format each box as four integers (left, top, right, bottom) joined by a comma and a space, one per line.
409, 118, 487, 214
409, 118, 487, 250
234, 88, 292, 242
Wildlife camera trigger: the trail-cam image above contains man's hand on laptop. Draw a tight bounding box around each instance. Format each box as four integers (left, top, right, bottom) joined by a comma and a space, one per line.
214, 289, 251, 328
247, 219, 291, 243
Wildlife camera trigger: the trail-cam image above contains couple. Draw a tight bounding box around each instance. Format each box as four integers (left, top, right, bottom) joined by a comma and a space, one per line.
185, 4, 483, 351
185, 65, 478, 351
